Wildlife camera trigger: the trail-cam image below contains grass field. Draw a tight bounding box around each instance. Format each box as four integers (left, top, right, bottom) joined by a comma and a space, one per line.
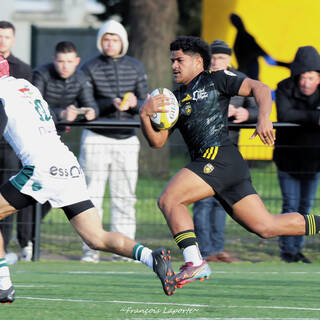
1, 260, 320, 319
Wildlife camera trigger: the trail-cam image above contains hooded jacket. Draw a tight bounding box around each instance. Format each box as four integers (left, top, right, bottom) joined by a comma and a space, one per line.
82, 20, 148, 139
273, 46, 320, 174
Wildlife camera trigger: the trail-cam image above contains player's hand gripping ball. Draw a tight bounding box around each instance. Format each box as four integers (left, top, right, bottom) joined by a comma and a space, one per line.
150, 88, 179, 130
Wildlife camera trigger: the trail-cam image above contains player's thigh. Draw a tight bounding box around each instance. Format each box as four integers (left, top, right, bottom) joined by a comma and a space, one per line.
160, 168, 215, 206
232, 194, 274, 231
70, 207, 104, 242
0, 193, 16, 220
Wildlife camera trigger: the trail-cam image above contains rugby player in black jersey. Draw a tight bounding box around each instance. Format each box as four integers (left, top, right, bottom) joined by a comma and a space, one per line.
140, 36, 320, 288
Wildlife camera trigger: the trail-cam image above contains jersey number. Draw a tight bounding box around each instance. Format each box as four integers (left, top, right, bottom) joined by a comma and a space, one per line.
34, 99, 51, 121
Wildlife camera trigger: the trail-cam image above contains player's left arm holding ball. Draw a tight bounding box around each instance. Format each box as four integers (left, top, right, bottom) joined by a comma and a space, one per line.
140, 95, 171, 148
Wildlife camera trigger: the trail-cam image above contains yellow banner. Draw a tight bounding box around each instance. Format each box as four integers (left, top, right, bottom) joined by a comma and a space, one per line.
202, 0, 320, 159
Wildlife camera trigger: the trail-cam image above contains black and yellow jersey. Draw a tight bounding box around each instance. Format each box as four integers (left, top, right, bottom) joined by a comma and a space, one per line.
173, 70, 245, 160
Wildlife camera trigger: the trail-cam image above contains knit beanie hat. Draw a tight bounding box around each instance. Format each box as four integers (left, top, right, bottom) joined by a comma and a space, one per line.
0, 55, 9, 78
210, 40, 232, 55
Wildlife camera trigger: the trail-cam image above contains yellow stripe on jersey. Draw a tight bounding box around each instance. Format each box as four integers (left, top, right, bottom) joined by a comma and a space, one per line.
202, 146, 219, 160
203, 148, 210, 158
211, 146, 219, 160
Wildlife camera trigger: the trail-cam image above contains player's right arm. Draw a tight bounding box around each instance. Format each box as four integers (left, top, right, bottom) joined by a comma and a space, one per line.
139, 94, 170, 148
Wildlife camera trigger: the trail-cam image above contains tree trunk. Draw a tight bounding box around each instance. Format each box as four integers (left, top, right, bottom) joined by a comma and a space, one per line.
128, 0, 178, 177
128, 0, 178, 90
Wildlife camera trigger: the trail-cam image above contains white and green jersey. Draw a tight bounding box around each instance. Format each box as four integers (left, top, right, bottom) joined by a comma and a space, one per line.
0, 76, 73, 167
0, 76, 89, 208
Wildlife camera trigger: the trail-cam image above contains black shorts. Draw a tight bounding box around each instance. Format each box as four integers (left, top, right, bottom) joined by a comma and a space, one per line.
186, 144, 256, 215
0, 180, 94, 221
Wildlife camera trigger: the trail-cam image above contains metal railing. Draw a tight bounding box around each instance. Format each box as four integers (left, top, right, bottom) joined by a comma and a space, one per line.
5, 120, 320, 262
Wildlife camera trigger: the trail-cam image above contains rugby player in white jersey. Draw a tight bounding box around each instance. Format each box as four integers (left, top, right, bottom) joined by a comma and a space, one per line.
0, 56, 178, 303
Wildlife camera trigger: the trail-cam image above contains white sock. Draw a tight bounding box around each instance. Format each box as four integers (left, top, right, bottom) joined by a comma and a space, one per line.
132, 245, 153, 269
183, 245, 203, 266
140, 248, 153, 269
0, 259, 12, 290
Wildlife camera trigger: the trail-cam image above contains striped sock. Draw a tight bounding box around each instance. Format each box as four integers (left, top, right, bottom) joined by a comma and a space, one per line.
0, 258, 12, 290
304, 215, 320, 235
132, 244, 153, 269
0, 258, 7, 268
174, 230, 197, 250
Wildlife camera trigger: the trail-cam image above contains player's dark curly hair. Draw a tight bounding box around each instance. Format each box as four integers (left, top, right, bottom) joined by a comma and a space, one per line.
170, 36, 211, 71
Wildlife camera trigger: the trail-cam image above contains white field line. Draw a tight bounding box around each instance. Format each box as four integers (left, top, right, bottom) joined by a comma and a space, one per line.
15, 284, 60, 287
224, 305, 320, 311
16, 296, 208, 307
14, 270, 320, 275
15, 295, 320, 313
63, 271, 320, 275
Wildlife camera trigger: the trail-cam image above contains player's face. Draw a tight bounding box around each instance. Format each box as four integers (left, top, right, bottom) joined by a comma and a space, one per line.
210, 53, 231, 71
54, 52, 80, 79
0, 28, 15, 58
298, 71, 320, 96
171, 49, 203, 85
101, 33, 122, 58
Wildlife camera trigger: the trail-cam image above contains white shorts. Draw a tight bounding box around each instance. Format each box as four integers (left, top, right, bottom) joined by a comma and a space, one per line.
9, 158, 90, 208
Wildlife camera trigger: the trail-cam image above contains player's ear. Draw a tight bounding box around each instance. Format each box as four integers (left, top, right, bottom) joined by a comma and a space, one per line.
195, 54, 204, 70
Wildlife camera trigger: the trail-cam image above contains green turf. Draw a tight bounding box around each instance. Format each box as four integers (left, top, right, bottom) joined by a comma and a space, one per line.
1, 260, 320, 319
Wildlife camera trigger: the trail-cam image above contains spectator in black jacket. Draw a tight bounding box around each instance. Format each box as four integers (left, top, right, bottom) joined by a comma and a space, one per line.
33, 41, 98, 123
274, 46, 320, 263
22, 41, 99, 261
0, 21, 34, 263
79, 19, 148, 263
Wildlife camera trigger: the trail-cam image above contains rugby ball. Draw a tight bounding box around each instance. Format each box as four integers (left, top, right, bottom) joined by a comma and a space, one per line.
150, 88, 179, 130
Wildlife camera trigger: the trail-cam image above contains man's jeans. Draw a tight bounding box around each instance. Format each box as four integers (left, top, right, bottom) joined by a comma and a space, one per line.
277, 170, 320, 255
193, 197, 226, 258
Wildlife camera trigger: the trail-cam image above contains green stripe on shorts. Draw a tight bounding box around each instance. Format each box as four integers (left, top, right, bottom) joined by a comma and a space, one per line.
10, 165, 35, 191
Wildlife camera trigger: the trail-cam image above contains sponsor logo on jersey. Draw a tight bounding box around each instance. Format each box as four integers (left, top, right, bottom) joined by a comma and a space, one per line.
18, 87, 30, 94
49, 165, 82, 178
203, 163, 214, 174
193, 88, 208, 101
224, 70, 237, 77
32, 182, 42, 191
181, 93, 192, 103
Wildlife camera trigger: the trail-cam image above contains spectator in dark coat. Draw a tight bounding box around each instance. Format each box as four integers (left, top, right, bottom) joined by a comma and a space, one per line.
274, 45, 320, 263
33, 41, 98, 124
18, 41, 99, 261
